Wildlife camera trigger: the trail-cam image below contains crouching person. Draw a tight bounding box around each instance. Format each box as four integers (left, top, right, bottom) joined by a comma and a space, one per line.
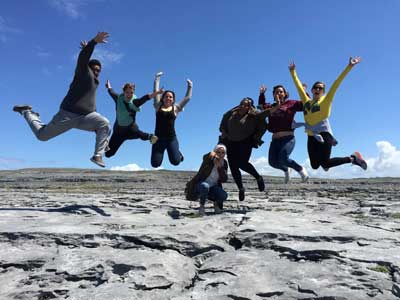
185, 144, 228, 216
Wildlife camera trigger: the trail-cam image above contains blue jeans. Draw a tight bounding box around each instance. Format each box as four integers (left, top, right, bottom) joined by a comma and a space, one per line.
196, 182, 227, 207
268, 135, 302, 172
151, 136, 182, 167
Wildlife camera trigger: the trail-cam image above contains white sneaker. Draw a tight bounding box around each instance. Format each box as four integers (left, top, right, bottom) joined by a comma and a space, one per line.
284, 169, 291, 184
299, 168, 309, 182
214, 202, 222, 214
199, 204, 205, 216
150, 135, 158, 145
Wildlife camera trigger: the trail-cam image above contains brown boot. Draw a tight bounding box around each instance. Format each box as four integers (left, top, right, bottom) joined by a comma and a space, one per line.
90, 155, 105, 168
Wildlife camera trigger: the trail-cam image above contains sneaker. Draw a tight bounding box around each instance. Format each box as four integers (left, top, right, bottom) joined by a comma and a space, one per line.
214, 202, 222, 214
256, 176, 265, 192
199, 204, 205, 216
322, 167, 329, 172
299, 168, 309, 182
239, 188, 245, 201
284, 169, 291, 184
13, 104, 32, 114
90, 155, 105, 168
351, 151, 367, 170
149, 135, 158, 145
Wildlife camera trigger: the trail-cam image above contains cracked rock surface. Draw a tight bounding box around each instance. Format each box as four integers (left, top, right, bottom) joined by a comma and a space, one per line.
0, 168, 399, 299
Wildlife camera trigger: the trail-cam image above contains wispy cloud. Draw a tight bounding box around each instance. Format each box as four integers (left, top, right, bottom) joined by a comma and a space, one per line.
252, 140, 400, 179
92, 48, 124, 67
0, 16, 21, 42
48, 0, 102, 19
34, 46, 51, 58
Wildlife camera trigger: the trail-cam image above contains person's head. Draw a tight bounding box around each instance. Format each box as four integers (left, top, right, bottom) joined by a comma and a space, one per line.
88, 59, 102, 78
272, 85, 289, 103
161, 90, 175, 108
311, 81, 326, 100
122, 83, 136, 100
237, 97, 256, 114
214, 144, 226, 159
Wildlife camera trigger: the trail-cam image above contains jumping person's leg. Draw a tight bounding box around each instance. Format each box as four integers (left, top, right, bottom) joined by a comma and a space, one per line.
105, 126, 126, 158
166, 137, 183, 166
151, 139, 167, 168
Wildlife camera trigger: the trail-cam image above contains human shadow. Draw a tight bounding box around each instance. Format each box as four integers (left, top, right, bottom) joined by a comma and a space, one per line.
0, 204, 111, 217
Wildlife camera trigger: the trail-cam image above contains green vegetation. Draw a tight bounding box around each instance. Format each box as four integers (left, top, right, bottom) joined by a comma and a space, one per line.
368, 265, 390, 274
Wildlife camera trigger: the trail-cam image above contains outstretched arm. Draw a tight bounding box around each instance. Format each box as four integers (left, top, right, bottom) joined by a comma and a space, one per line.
258, 84, 267, 109
76, 32, 109, 73
289, 61, 309, 103
105, 80, 119, 103
324, 56, 361, 104
175, 79, 193, 112
153, 71, 163, 110
134, 89, 164, 107
257, 101, 281, 119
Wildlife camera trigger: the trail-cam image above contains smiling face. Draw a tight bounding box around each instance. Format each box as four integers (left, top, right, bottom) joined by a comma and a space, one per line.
273, 86, 288, 103
214, 146, 226, 159
312, 82, 325, 101
122, 83, 135, 101
161, 91, 175, 108
90, 65, 101, 79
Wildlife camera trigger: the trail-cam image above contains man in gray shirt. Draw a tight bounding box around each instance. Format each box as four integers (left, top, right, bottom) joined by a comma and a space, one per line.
13, 32, 111, 168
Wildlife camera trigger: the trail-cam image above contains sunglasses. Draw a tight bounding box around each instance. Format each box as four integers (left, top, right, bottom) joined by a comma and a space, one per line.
313, 86, 324, 90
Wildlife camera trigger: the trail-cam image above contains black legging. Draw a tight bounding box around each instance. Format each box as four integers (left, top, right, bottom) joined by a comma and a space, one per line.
226, 137, 261, 190
307, 132, 351, 169
105, 123, 151, 158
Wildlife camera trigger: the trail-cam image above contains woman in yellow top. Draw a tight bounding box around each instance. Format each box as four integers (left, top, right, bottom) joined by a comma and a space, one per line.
289, 57, 367, 172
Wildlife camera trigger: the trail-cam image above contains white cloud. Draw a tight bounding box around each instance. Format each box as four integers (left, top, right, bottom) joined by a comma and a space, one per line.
48, 0, 103, 18
110, 164, 144, 172
252, 140, 400, 179
48, 0, 86, 18
0, 16, 21, 42
92, 49, 124, 67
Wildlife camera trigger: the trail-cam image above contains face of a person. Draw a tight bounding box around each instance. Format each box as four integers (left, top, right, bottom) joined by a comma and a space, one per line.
239, 100, 251, 113
123, 87, 135, 101
162, 92, 174, 107
215, 147, 226, 159
273, 87, 286, 102
90, 65, 101, 78
312, 84, 325, 100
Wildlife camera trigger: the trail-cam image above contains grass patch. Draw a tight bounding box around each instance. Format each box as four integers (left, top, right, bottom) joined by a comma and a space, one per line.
368, 265, 390, 274
391, 212, 400, 219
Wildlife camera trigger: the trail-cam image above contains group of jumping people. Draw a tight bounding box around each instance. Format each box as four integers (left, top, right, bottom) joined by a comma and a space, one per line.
13, 32, 368, 216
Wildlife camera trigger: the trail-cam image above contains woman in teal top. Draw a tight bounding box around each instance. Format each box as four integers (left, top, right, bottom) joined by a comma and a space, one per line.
105, 80, 163, 158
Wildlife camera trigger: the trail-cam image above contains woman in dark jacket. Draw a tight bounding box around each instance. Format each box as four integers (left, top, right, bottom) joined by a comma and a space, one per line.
185, 144, 228, 216
219, 98, 279, 202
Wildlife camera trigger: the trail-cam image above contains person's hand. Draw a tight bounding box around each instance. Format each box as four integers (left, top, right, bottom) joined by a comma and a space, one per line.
155, 71, 163, 78
288, 61, 296, 71
349, 56, 361, 66
80, 40, 88, 49
93, 32, 109, 44
187, 79, 193, 87
259, 84, 267, 94
105, 80, 111, 90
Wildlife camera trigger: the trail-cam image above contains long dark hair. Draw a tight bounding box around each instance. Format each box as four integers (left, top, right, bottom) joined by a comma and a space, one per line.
160, 90, 176, 106
272, 85, 289, 101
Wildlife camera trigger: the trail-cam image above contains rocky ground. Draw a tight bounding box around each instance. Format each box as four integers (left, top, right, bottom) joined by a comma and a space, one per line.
0, 168, 399, 300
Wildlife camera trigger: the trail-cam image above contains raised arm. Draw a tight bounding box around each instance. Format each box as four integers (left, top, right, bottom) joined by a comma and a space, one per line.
153, 72, 163, 110
257, 102, 281, 119
289, 61, 309, 103
258, 84, 267, 109
105, 80, 119, 103
76, 32, 109, 73
134, 89, 164, 107
175, 79, 193, 112
324, 56, 361, 104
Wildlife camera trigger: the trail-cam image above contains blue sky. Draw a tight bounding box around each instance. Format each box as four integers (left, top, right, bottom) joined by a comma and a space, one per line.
1, 0, 399, 178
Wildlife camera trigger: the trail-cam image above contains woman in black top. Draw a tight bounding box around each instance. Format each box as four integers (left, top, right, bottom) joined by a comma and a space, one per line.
151, 72, 193, 167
